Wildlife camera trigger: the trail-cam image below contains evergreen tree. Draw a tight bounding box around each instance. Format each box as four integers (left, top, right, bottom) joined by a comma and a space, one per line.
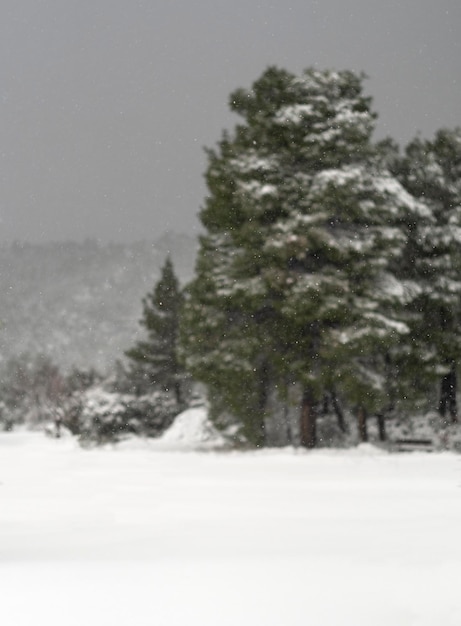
397, 128, 461, 422
181, 66, 427, 446
126, 257, 186, 405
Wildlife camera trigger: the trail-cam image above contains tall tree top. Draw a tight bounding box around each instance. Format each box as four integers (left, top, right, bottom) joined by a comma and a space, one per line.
226, 66, 376, 167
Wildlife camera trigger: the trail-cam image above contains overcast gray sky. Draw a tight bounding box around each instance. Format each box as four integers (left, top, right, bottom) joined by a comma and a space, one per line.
0, 0, 459, 243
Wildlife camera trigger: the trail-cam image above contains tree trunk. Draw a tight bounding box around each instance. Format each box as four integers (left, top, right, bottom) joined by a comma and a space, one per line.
284, 396, 294, 446
357, 405, 368, 443
331, 390, 347, 433
376, 413, 386, 442
173, 379, 183, 407
300, 389, 317, 448
439, 363, 457, 424
252, 361, 269, 447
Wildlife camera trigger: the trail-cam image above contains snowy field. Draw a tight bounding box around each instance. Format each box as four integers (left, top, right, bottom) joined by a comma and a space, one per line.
1, 430, 461, 625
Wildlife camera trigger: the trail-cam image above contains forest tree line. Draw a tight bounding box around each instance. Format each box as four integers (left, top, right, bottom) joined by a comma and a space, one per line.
180, 66, 461, 447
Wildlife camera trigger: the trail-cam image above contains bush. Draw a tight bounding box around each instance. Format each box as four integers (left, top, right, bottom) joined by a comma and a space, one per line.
67, 386, 179, 444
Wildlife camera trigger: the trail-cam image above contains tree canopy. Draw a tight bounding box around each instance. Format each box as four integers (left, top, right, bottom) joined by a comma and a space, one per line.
181, 66, 432, 446
126, 256, 186, 405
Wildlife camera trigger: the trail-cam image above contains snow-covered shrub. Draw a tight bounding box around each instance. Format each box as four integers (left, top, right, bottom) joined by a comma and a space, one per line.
67, 386, 178, 444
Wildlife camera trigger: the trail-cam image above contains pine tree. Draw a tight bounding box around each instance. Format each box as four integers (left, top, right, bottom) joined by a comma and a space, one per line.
397, 128, 461, 422
126, 257, 186, 405
181, 67, 426, 446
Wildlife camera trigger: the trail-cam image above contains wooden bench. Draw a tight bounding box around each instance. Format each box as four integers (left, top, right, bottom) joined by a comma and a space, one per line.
394, 438, 433, 452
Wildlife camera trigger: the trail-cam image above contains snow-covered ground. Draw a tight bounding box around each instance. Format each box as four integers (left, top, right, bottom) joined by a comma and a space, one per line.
1, 429, 461, 626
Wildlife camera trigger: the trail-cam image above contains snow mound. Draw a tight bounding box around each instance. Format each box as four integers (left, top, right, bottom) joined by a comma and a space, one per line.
156, 406, 227, 449
345, 442, 388, 456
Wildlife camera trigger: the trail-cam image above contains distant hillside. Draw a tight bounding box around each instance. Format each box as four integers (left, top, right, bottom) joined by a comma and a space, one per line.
0, 233, 198, 372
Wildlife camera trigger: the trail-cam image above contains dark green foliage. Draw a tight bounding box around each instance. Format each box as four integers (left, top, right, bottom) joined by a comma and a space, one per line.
181, 66, 428, 445
396, 128, 461, 419
125, 257, 186, 405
